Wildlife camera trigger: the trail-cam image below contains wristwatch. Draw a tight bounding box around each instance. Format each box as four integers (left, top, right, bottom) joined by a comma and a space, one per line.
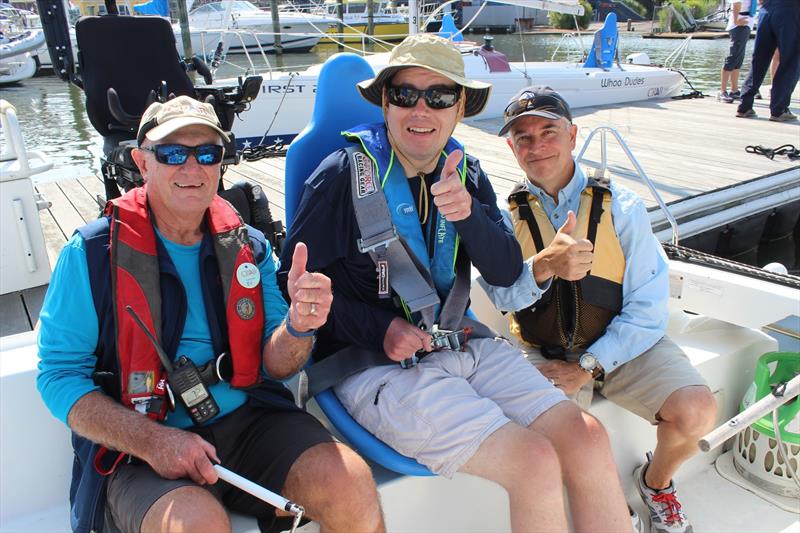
578, 352, 601, 375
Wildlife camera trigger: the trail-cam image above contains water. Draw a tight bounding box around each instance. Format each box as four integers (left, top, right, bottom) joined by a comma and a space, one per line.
1, 32, 749, 182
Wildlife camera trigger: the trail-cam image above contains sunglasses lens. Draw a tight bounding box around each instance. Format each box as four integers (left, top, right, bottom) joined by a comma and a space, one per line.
387, 87, 418, 108
387, 86, 460, 110
156, 145, 190, 165
153, 144, 223, 165
425, 88, 459, 109
195, 145, 224, 165
504, 94, 568, 121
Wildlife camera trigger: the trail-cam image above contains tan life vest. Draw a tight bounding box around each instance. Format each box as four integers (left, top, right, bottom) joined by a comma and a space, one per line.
507, 176, 625, 354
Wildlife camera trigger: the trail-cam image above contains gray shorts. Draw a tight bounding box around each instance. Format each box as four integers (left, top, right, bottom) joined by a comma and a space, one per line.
104, 405, 334, 533
724, 25, 751, 70
524, 336, 708, 424
334, 337, 568, 478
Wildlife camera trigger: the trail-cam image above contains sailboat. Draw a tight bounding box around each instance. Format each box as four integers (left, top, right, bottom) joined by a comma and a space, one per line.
218, 1, 686, 148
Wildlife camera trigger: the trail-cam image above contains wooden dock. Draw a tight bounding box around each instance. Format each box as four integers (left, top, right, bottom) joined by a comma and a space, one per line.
2, 90, 798, 336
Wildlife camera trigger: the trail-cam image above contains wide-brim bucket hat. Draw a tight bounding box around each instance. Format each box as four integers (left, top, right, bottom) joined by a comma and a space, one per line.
357, 33, 492, 118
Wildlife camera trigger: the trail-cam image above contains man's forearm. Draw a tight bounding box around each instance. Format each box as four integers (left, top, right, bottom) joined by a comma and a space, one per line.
263, 324, 314, 379
67, 390, 166, 459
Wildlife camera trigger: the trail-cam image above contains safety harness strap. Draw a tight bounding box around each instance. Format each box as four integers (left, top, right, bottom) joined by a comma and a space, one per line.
347, 145, 441, 316
293, 146, 492, 407
295, 316, 499, 408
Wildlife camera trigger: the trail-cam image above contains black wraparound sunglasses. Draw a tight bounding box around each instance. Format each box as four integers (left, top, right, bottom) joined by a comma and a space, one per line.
141, 144, 224, 166
386, 85, 462, 110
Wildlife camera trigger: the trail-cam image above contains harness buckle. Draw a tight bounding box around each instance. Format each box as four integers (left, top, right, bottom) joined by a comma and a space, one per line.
429, 324, 470, 352
357, 227, 398, 254
399, 354, 420, 369
398, 325, 472, 369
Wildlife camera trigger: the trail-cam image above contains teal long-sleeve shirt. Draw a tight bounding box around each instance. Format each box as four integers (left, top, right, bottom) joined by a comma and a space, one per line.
37, 228, 288, 428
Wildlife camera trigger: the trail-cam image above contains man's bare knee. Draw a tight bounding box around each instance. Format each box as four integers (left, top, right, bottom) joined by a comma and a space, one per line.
283, 442, 383, 531
141, 485, 229, 533
659, 386, 717, 436
464, 423, 563, 492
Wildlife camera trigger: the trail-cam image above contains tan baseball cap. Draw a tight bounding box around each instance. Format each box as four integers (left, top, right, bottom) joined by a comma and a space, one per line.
136, 95, 229, 145
357, 33, 492, 118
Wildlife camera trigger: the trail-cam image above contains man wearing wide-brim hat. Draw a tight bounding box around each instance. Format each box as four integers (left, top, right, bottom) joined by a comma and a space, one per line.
280, 34, 631, 531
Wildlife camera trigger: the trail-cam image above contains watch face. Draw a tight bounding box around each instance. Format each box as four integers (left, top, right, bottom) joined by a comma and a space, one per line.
580, 353, 597, 371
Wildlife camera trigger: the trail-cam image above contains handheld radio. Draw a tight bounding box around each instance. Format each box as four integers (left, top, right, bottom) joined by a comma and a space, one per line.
125, 306, 220, 425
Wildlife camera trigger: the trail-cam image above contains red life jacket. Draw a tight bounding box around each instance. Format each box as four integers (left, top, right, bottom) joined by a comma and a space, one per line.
106, 187, 264, 420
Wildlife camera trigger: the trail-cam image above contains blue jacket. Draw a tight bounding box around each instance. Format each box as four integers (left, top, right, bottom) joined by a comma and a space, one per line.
279, 123, 523, 360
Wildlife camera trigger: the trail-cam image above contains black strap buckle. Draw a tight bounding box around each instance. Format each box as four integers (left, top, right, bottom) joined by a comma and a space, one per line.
197, 352, 230, 386
399, 325, 471, 369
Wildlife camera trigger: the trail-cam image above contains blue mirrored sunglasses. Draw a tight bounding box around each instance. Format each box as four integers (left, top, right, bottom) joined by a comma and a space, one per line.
142, 144, 224, 166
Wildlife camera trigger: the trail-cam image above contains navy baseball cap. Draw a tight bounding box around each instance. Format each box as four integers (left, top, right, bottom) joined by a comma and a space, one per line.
498, 86, 572, 136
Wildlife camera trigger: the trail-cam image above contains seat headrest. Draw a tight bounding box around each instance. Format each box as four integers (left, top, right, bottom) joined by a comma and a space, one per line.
284, 53, 382, 228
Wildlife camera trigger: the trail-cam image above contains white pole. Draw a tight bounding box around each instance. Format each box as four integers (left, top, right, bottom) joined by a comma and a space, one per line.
699, 374, 800, 452
408, 0, 418, 34
213, 465, 304, 515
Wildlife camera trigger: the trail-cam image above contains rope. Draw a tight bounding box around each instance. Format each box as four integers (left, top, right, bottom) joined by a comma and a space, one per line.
670, 68, 705, 100
745, 144, 800, 161
240, 141, 288, 162
662, 243, 800, 290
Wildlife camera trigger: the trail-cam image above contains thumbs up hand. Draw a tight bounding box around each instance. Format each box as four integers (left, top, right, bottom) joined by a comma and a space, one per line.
532, 210, 594, 283
430, 150, 472, 222
556, 210, 577, 236
286, 242, 332, 333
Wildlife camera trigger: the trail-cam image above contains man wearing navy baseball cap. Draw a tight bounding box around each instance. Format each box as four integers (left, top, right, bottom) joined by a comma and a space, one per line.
484, 86, 717, 533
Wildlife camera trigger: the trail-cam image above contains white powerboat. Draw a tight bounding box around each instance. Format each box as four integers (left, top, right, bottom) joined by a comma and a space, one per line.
310, 0, 409, 43
188, 1, 338, 53
226, 42, 685, 148
219, 0, 684, 147
0, 30, 44, 84
0, 6, 46, 84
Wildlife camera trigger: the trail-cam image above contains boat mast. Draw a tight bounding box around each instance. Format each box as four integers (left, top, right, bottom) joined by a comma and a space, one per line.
170, 0, 194, 59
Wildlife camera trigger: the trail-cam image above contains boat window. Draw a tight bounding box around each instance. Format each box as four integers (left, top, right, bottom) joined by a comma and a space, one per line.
192, 4, 217, 14
233, 1, 259, 11
348, 3, 366, 14
97, 4, 130, 15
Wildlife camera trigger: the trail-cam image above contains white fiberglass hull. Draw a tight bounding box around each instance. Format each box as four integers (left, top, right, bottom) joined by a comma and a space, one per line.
226, 53, 684, 147
173, 26, 325, 57
0, 53, 38, 84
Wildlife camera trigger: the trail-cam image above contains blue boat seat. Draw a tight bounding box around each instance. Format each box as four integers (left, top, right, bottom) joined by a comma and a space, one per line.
284, 53, 434, 476
438, 13, 463, 42
584, 12, 618, 70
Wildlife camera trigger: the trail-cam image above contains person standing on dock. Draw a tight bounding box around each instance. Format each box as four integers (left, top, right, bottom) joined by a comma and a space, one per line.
718, 0, 756, 103
735, 0, 799, 121
37, 96, 384, 533
491, 86, 718, 533
280, 34, 633, 533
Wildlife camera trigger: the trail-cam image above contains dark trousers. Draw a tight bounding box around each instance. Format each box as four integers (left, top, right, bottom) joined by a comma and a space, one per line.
738, 1, 800, 116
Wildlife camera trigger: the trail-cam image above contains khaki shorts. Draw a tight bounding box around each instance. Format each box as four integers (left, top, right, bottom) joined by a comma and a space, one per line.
524, 336, 708, 424
334, 337, 569, 478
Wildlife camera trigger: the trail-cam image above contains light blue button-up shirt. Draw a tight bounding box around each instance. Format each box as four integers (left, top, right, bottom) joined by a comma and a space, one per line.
480, 162, 670, 374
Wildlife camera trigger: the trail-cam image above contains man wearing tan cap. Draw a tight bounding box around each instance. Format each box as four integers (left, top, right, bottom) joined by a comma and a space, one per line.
38, 96, 383, 532
280, 35, 630, 531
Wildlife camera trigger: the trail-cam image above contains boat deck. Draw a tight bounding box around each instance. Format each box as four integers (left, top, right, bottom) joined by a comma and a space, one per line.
2, 89, 798, 337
